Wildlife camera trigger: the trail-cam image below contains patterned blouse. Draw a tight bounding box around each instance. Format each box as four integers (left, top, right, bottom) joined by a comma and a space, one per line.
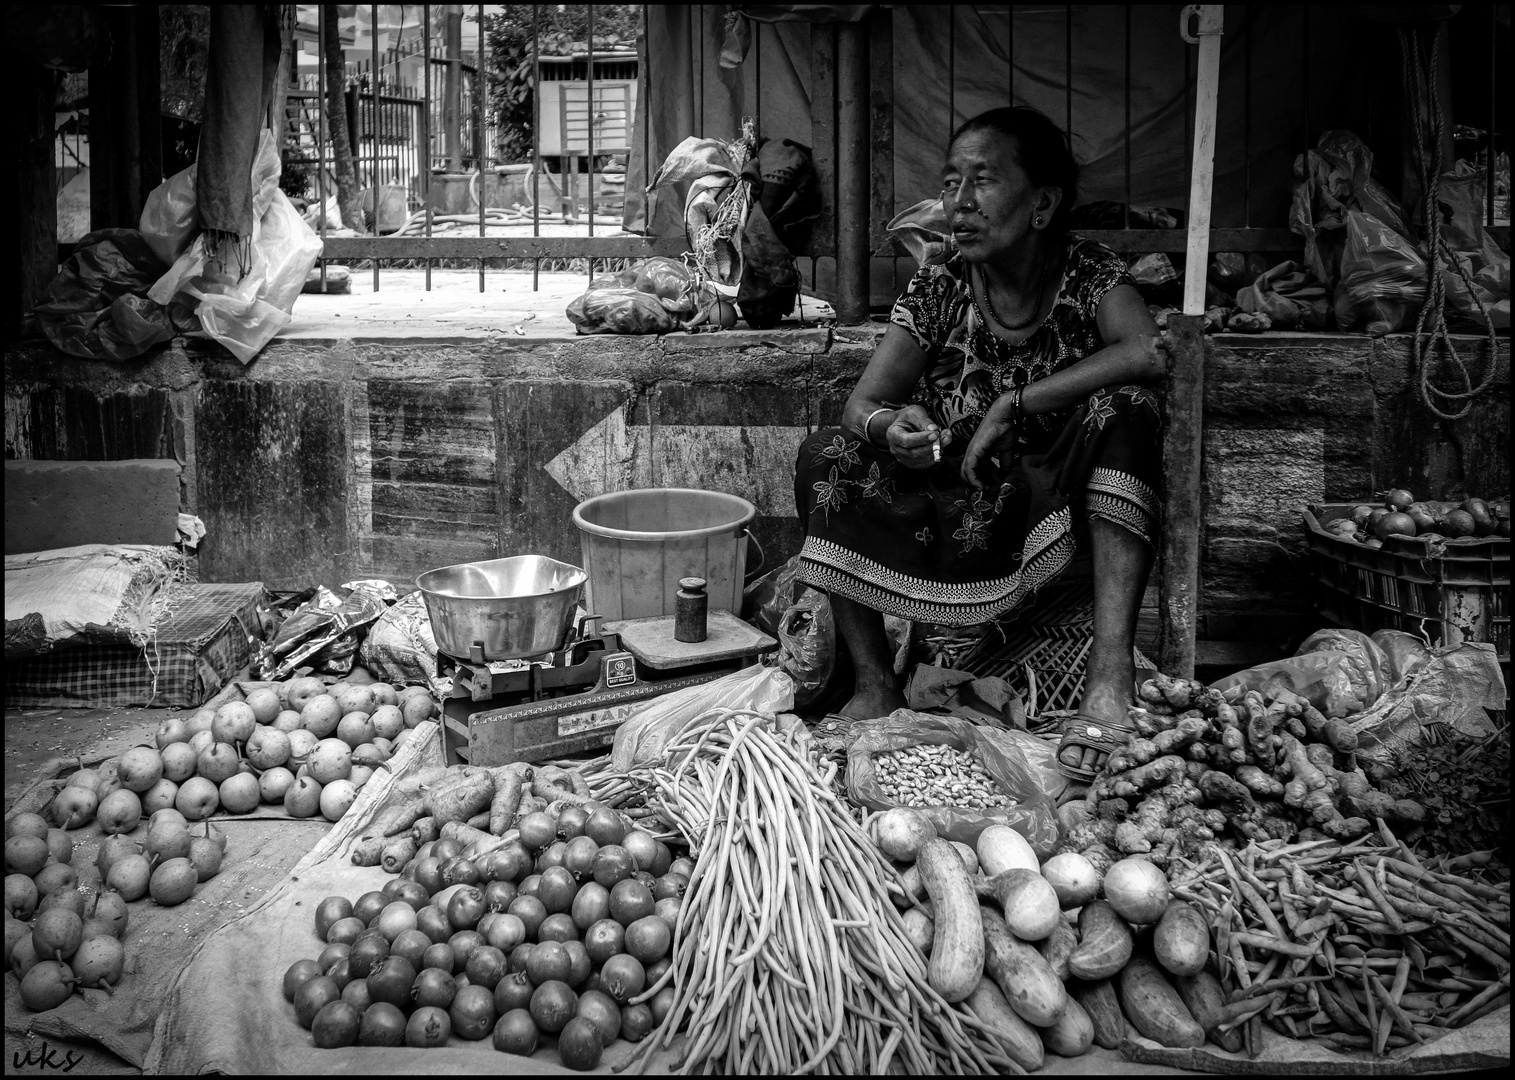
889, 234, 1134, 448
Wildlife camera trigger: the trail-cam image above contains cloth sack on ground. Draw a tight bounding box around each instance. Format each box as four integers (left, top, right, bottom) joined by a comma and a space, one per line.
846, 710, 1060, 854
610, 664, 794, 772
1235, 260, 1330, 330
4, 544, 188, 658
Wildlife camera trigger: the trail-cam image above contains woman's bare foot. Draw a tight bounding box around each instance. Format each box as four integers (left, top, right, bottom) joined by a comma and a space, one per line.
837, 684, 908, 722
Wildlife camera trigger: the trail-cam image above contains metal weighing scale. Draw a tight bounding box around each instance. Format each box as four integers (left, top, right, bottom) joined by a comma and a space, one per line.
437, 609, 778, 766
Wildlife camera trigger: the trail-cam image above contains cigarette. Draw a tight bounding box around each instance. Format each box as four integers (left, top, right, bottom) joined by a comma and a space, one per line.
932, 435, 942, 462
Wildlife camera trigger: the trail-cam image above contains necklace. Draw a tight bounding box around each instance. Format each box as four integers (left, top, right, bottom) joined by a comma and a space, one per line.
976, 256, 1052, 333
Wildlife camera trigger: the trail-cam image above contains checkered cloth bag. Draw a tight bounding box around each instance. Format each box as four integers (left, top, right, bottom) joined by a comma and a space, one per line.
6, 582, 266, 708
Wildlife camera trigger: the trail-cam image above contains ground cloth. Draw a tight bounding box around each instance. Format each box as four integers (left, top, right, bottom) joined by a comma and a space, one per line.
144, 722, 684, 1074
2, 773, 332, 1068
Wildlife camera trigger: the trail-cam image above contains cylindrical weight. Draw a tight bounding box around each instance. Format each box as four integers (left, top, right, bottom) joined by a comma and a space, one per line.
674, 577, 708, 643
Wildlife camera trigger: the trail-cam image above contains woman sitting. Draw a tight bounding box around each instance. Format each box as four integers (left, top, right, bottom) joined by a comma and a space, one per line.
792, 105, 1167, 781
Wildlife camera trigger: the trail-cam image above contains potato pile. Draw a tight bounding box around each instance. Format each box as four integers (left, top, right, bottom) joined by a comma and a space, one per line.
1060, 673, 1425, 870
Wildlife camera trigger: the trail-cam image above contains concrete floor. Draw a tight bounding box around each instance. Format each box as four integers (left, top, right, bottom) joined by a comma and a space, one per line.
281, 268, 837, 341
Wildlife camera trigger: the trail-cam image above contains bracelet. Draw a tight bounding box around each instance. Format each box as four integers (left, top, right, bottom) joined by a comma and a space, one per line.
861, 406, 895, 449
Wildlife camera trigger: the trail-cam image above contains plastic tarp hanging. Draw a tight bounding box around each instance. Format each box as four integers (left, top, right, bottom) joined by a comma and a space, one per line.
1436, 159, 1511, 329
149, 130, 324, 363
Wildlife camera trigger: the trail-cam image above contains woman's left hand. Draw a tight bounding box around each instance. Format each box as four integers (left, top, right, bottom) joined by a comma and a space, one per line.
960, 398, 1018, 491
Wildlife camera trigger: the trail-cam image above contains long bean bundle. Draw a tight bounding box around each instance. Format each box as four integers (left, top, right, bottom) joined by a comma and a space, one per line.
616, 708, 1026, 1076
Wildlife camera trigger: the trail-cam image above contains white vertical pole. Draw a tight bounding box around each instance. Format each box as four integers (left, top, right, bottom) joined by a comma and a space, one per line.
1181, 5, 1224, 316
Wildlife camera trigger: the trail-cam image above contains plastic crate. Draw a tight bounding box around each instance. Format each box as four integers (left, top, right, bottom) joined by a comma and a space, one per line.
1302, 504, 1510, 663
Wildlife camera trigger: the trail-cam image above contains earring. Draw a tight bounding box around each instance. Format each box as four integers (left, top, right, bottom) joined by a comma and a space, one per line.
1034, 215, 1044, 227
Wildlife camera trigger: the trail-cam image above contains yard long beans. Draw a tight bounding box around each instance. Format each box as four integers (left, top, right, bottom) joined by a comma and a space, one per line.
613, 708, 1025, 1076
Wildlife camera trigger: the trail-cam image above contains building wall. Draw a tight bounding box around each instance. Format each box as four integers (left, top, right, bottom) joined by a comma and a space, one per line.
4, 329, 1509, 651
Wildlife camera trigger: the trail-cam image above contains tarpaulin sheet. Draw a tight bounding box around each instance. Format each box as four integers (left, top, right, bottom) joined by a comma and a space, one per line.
145, 723, 683, 1074
628, 4, 1374, 239
2, 779, 333, 1068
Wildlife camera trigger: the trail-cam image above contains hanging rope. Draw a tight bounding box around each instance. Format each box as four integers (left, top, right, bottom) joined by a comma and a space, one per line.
1398, 23, 1500, 421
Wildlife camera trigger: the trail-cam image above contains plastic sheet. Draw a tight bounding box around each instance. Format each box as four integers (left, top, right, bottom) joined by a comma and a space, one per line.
846, 710, 1060, 854
1332, 208, 1428, 334
886, 197, 953, 266
610, 664, 795, 772
254, 582, 390, 681
1288, 129, 1415, 292
1350, 642, 1507, 762
139, 164, 200, 268
1437, 159, 1512, 329
34, 229, 194, 361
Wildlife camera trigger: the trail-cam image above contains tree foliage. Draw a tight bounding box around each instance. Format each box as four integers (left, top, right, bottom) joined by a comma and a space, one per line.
483, 5, 640, 165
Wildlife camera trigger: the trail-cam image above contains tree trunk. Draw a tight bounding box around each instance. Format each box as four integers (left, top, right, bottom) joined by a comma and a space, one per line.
322, 6, 365, 232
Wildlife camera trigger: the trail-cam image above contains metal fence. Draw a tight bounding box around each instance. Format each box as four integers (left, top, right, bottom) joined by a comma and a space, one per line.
296, 4, 1506, 306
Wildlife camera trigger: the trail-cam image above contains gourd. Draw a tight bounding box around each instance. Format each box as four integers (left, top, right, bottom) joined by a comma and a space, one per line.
964, 978, 1044, 1072
1068, 978, 1126, 1050
1153, 901, 1209, 977
1067, 900, 1135, 980
981, 906, 1067, 1026
1040, 995, 1095, 1056
1116, 953, 1206, 1048
915, 839, 983, 1003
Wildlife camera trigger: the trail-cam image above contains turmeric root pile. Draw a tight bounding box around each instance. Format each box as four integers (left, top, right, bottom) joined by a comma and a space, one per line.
1057, 672, 1427, 868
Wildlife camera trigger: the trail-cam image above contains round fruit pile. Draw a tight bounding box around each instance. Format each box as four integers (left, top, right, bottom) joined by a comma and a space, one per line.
5, 813, 130, 1010
284, 803, 688, 1069
47, 671, 438, 832
1325, 489, 1510, 548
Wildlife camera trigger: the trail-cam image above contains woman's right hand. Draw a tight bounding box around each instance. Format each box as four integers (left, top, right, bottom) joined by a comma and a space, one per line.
885, 404, 942, 470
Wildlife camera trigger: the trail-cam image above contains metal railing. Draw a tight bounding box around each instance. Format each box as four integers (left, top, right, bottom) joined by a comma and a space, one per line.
291, 5, 1505, 305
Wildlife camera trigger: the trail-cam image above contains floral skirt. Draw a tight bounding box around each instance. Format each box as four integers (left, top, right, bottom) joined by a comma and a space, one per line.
793, 385, 1162, 626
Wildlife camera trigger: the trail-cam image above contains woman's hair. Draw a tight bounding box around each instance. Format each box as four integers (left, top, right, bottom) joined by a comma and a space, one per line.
948, 106, 1079, 238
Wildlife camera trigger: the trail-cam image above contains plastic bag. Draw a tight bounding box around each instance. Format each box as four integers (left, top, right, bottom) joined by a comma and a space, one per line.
634, 256, 701, 320
1210, 628, 1391, 718
566, 285, 678, 335
139, 164, 200, 268
359, 590, 443, 692
775, 590, 836, 711
255, 582, 390, 681
34, 229, 195, 361
610, 664, 795, 772
1349, 642, 1507, 765
1371, 629, 1433, 688
1332, 209, 1428, 334
886, 197, 952, 266
1436, 160, 1511, 329
1236, 260, 1330, 331
743, 554, 806, 637
846, 710, 1060, 854
1289, 130, 1415, 291
149, 131, 323, 364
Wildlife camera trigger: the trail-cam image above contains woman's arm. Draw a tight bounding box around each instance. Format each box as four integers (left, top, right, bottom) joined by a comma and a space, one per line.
1019, 283, 1166, 417
840, 324, 940, 468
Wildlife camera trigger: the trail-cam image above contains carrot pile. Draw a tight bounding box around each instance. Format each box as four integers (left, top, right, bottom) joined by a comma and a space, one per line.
615, 708, 1029, 1075
1167, 822, 1510, 1058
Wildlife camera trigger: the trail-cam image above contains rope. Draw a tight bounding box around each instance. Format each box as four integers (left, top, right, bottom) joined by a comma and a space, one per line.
1399, 24, 1500, 422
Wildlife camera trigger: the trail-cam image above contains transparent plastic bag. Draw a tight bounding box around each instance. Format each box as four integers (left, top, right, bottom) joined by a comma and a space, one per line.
775, 590, 836, 711
1371, 628, 1433, 688
566, 286, 678, 335
742, 554, 806, 637
1296, 628, 1393, 701
1332, 209, 1428, 334
634, 256, 700, 320
1210, 628, 1392, 718
139, 164, 200, 268
610, 664, 794, 772
886, 197, 953, 266
846, 710, 1060, 855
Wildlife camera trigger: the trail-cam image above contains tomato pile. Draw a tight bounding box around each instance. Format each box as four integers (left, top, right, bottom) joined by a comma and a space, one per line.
282, 803, 687, 1069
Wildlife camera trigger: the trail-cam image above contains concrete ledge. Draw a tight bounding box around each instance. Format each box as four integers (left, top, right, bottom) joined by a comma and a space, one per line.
4, 459, 181, 554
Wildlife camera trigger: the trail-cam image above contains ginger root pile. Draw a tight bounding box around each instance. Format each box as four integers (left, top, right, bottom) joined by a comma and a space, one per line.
1057, 671, 1426, 868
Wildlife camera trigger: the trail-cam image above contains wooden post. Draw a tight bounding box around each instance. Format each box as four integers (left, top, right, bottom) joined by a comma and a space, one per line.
90, 5, 161, 230
1158, 314, 1207, 678
10, 59, 57, 337
835, 20, 869, 324
1179, 5, 1223, 315
1161, 6, 1223, 677
868, 8, 894, 254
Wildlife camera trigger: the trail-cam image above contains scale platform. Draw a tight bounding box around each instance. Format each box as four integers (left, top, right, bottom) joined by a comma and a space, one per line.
440, 612, 777, 766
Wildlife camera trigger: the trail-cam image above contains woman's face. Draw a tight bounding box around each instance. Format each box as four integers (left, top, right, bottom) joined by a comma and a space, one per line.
942, 130, 1060, 264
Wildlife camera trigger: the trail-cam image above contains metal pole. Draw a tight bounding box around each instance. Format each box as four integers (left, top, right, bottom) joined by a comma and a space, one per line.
532, 4, 540, 291
587, 2, 595, 284
835, 21, 869, 324
372, 5, 381, 292
423, 2, 432, 291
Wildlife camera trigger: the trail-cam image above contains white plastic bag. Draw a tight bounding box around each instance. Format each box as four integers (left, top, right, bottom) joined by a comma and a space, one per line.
149, 131, 323, 363
610, 664, 794, 772
139, 164, 200, 267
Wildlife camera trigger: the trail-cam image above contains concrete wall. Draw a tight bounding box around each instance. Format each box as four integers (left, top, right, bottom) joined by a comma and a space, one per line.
4, 328, 1508, 651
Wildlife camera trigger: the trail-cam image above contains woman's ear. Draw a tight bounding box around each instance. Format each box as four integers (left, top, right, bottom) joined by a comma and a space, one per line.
1036, 186, 1063, 221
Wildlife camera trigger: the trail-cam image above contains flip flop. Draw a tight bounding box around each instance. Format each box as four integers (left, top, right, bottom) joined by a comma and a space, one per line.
811, 712, 869, 751
1056, 712, 1137, 783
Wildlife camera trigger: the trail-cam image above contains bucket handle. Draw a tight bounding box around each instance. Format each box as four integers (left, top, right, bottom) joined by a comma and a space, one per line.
743, 530, 766, 584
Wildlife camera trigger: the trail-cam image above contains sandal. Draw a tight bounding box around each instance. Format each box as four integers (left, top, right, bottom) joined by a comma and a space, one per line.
811, 712, 865, 752
1056, 712, 1137, 783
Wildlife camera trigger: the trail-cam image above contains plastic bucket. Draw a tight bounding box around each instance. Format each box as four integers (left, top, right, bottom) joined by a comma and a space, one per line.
572, 488, 757, 621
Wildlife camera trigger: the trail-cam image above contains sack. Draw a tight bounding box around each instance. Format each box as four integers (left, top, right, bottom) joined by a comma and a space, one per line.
1236, 260, 1330, 330
610, 664, 794, 772
1349, 642, 1507, 764
1332, 210, 1428, 334
149, 131, 324, 363
846, 710, 1060, 854
1436, 160, 1511, 329
139, 165, 200, 268
255, 582, 390, 681
736, 200, 801, 329
774, 590, 836, 711
567, 284, 677, 335
34, 229, 195, 361
359, 590, 442, 692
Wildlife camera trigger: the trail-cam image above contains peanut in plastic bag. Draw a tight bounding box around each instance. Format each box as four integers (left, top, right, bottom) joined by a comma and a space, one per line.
846, 710, 1060, 856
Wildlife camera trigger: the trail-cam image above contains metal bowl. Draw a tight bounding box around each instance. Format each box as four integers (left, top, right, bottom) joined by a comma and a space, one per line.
415, 555, 587, 660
